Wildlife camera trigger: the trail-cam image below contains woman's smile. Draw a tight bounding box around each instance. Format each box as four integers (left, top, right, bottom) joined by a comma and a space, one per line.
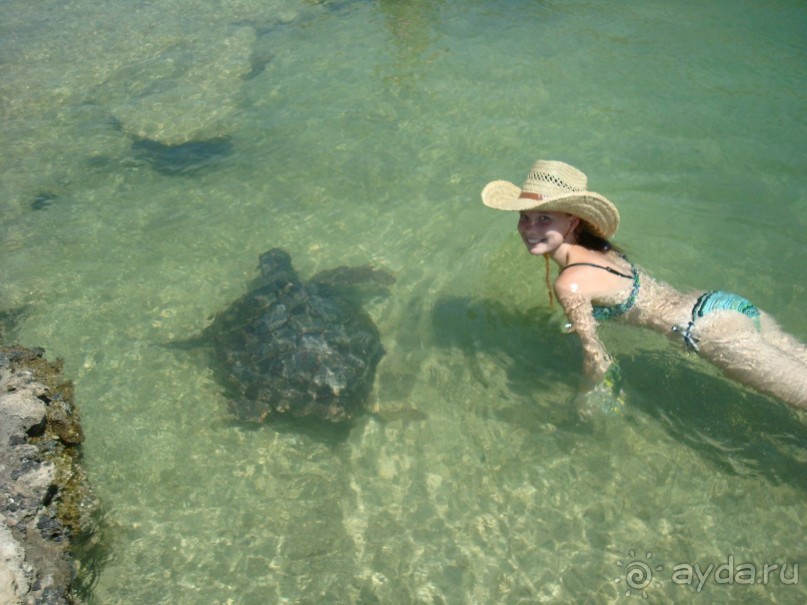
517, 211, 577, 255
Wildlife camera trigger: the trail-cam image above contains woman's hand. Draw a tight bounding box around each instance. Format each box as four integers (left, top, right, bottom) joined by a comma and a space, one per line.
574, 363, 626, 419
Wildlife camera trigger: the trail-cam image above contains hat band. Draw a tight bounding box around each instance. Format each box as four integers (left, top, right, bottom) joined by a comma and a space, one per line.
519, 192, 544, 201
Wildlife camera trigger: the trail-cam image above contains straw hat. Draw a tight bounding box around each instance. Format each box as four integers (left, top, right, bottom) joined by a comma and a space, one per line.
481, 160, 620, 239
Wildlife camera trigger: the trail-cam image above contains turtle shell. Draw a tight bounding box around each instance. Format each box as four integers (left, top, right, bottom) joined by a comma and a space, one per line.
201, 248, 386, 422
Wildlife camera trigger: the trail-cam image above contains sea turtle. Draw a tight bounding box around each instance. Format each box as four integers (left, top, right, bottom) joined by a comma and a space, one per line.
189, 248, 392, 423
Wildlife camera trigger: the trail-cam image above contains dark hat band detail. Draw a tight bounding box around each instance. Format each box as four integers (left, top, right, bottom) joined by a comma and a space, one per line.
519, 192, 544, 201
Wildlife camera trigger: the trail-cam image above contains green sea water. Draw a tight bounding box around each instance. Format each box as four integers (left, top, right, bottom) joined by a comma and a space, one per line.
1, 0, 806, 603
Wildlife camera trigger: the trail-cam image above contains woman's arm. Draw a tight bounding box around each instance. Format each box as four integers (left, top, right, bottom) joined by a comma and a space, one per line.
556, 291, 614, 385
557, 291, 625, 416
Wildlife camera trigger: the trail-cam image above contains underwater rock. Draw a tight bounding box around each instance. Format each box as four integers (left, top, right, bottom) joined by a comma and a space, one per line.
108, 26, 255, 145
243, 47, 274, 80
131, 137, 233, 175
178, 248, 394, 423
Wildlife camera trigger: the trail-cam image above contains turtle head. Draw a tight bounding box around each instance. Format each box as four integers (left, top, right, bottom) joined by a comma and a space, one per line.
257, 248, 297, 285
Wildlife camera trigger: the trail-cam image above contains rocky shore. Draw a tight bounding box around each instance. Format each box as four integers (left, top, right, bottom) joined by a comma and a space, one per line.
1, 346, 98, 605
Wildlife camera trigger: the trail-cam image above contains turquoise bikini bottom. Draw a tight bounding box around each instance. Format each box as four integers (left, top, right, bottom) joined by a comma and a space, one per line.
674, 290, 761, 351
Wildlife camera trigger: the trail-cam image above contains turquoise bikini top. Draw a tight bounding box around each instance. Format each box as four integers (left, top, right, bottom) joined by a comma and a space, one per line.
560, 257, 640, 321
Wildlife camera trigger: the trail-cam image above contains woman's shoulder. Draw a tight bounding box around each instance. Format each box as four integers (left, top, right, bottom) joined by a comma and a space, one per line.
554, 265, 604, 298
560, 250, 631, 275
554, 250, 634, 298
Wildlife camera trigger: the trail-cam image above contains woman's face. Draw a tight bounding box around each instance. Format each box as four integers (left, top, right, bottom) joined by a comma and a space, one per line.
517, 211, 578, 255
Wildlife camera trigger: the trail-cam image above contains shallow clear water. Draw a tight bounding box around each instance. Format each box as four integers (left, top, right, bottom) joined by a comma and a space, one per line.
2, 0, 806, 603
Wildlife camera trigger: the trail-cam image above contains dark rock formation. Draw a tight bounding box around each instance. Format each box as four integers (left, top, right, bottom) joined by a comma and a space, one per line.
130, 137, 233, 175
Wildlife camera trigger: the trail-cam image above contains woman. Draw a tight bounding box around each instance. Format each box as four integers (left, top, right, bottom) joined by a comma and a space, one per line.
481, 160, 807, 415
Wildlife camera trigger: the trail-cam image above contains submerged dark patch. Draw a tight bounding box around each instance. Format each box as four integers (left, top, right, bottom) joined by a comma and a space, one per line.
131, 137, 233, 176
31, 192, 58, 211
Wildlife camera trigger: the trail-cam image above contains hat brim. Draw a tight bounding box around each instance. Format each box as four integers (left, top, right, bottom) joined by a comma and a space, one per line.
481, 179, 620, 240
